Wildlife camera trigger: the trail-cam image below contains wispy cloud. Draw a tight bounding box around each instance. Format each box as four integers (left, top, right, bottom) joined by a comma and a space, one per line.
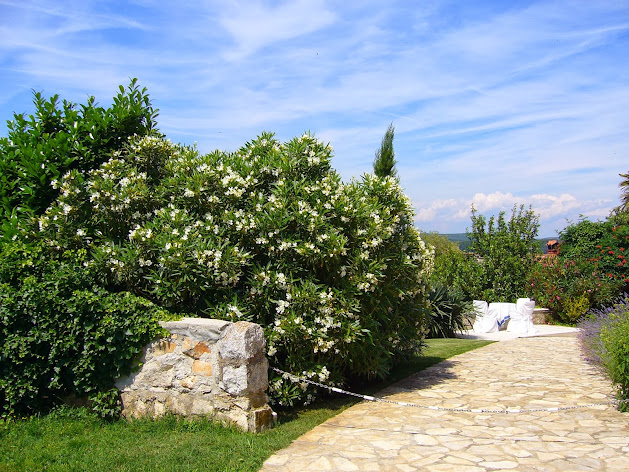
219, 0, 337, 60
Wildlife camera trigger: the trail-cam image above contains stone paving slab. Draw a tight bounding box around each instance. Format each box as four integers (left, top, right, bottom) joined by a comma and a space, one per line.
260, 336, 629, 471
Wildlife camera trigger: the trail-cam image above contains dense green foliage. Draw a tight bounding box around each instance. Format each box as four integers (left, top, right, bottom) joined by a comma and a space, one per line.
463, 205, 540, 302
420, 232, 470, 289
0, 339, 491, 472
578, 294, 629, 411
0, 240, 171, 419
423, 207, 541, 305
0, 82, 166, 419
0, 79, 158, 240
418, 232, 473, 337
527, 257, 623, 323
428, 205, 541, 304
526, 218, 627, 323
29, 131, 433, 406
373, 123, 396, 178
559, 219, 628, 283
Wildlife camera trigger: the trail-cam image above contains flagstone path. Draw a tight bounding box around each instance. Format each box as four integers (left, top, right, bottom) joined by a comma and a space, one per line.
260, 333, 629, 471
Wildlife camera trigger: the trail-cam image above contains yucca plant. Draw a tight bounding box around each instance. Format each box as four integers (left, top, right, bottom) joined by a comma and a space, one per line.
425, 284, 472, 338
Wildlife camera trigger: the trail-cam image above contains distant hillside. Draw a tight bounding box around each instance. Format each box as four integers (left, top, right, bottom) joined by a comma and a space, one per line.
441, 233, 471, 250
438, 233, 559, 253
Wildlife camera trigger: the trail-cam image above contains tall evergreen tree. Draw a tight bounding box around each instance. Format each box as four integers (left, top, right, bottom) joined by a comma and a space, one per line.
373, 123, 396, 178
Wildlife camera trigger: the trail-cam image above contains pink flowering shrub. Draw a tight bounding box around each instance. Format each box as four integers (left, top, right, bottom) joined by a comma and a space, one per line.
526, 257, 623, 323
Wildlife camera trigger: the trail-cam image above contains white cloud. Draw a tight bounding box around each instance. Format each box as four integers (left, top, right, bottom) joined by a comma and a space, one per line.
414, 191, 615, 235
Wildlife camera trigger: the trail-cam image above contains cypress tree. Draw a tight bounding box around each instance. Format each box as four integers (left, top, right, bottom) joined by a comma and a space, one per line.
373, 123, 396, 178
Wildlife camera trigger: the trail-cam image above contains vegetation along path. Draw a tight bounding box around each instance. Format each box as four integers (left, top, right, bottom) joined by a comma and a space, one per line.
261, 334, 629, 471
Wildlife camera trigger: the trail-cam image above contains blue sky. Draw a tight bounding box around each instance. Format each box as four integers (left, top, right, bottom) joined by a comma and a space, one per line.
1, 0, 628, 235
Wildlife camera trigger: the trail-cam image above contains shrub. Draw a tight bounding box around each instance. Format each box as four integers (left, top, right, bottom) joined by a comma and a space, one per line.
421, 232, 463, 285
526, 218, 628, 323
0, 240, 171, 419
0, 79, 158, 241
578, 294, 629, 411
464, 205, 541, 302
559, 218, 628, 289
31, 132, 434, 406
425, 284, 472, 338
526, 257, 622, 323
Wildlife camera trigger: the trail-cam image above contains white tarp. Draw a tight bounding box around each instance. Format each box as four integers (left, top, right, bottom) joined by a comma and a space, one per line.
507, 298, 537, 336
472, 298, 538, 336
472, 300, 498, 333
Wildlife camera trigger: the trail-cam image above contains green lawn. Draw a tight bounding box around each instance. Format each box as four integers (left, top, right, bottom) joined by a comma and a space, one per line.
0, 338, 492, 472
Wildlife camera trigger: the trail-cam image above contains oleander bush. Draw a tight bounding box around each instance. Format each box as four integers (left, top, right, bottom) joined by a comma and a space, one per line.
30, 132, 434, 407
578, 294, 629, 411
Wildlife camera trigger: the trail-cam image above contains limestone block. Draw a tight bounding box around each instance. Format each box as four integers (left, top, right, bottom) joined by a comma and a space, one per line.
192, 360, 214, 377
249, 406, 276, 433
221, 358, 268, 396
170, 393, 194, 416
173, 358, 194, 380
134, 362, 175, 388
161, 318, 230, 342
218, 321, 265, 362
222, 365, 248, 396
190, 395, 216, 416
184, 341, 212, 359
180, 376, 196, 390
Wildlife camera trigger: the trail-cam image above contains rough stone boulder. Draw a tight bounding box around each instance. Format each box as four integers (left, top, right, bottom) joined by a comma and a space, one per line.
115, 318, 275, 432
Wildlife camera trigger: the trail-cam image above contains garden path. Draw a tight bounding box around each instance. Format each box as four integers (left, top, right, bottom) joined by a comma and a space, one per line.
260, 332, 629, 471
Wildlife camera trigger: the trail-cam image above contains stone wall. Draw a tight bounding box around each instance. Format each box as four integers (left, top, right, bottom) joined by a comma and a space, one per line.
115, 318, 275, 432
